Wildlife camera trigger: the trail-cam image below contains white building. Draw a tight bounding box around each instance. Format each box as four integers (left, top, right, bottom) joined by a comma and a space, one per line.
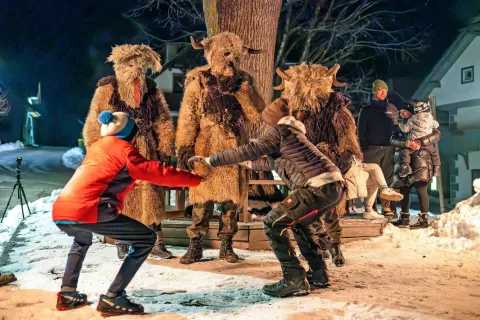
414, 16, 480, 203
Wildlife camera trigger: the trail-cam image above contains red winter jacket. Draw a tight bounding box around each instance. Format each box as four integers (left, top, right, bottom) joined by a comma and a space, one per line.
52, 136, 201, 223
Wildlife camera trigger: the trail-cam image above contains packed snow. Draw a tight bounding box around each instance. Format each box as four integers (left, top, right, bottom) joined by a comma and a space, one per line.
0, 189, 61, 257
1, 182, 480, 319
0, 141, 24, 153
0, 196, 432, 320
61, 147, 85, 170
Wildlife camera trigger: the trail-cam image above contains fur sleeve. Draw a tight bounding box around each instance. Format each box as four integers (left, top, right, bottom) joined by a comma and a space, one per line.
234, 74, 264, 124
175, 77, 201, 169
82, 84, 115, 149
152, 88, 175, 158
333, 105, 363, 161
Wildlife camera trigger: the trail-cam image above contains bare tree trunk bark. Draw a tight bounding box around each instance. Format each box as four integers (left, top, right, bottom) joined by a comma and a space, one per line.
203, 0, 282, 105
203, 0, 284, 202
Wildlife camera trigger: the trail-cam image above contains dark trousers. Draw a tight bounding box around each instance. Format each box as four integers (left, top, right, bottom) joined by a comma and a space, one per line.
399, 144, 441, 167
363, 146, 396, 211
399, 181, 429, 213
57, 214, 156, 295
263, 182, 344, 280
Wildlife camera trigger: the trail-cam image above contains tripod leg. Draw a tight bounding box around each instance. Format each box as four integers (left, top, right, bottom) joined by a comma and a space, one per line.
1, 184, 18, 223
19, 186, 32, 216
19, 187, 25, 219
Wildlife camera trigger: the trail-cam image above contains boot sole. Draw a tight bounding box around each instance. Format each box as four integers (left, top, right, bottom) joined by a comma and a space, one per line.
56, 303, 89, 311
179, 256, 203, 264
263, 288, 310, 298
380, 194, 404, 201
98, 310, 145, 317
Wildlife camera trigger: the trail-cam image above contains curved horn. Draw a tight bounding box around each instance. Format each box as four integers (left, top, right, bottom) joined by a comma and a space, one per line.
273, 79, 285, 91
243, 46, 263, 55
327, 64, 347, 87
275, 68, 291, 81
190, 36, 204, 50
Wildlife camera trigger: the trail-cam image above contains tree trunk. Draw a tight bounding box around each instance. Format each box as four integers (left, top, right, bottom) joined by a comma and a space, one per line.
203, 0, 284, 202
203, 0, 282, 105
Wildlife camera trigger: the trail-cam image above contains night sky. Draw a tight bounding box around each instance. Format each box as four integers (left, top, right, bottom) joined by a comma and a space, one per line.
0, 0, 479, 146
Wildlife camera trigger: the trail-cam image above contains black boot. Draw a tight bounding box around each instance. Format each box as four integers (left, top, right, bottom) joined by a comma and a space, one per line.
219, 237, 239, 263
398, 165, 412, 178
328, 243, 345, 267
392, 212, 410, 228
56, 291, 88, 311
97, 291, 144, 316
150, 232, 173, 259
410, 213, 429, 229
0, 273, 16, 287
179, 237, 203, 264
262, 277, 310, 298
116, 242, 130, 260
306, 269, 330, 288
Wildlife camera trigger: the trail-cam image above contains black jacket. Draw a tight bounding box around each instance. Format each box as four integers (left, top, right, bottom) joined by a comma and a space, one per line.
390, 126, 441, 187
357, 99, 397, 149
209, 117, 343, 191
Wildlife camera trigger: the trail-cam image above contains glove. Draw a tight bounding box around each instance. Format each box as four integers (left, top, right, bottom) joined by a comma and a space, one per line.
187, 156, 212, 172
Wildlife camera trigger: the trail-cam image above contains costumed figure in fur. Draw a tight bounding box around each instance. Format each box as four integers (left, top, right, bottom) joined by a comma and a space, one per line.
272, 63, 361, 267
82, 44, 175, 259
176, 32, 264, 264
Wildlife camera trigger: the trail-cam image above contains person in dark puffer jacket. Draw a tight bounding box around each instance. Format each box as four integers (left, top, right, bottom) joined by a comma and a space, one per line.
189, 99, 345, 298
388, 105, 441, 229
53, 111, 201, 316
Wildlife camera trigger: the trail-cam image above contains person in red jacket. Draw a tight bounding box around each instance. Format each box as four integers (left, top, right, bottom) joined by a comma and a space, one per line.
53, 111, 201, 316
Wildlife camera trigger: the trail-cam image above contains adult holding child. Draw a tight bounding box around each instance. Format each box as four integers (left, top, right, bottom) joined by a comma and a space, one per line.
388, 100, 441, 228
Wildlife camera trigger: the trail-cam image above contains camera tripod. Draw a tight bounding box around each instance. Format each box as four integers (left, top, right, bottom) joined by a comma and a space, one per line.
1, 157, 31, 223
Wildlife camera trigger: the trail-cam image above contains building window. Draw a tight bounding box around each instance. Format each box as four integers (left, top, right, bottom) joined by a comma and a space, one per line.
461, 66, 474, 84
172, 73, 185, 93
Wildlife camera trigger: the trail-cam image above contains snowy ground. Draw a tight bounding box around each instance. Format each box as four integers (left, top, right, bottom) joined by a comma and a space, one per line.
0, 190, 480, 319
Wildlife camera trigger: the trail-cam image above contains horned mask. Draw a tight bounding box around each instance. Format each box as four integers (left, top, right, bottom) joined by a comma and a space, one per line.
107, 44, 162, 107
191, 32, 261, 77
274, 63, 346, 112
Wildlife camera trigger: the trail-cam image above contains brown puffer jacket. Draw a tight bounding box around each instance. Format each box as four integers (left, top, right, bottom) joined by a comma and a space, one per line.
209, 116, 343, 191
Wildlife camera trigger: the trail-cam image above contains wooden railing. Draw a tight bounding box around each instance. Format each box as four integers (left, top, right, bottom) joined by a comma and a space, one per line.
165, 180, 287, 222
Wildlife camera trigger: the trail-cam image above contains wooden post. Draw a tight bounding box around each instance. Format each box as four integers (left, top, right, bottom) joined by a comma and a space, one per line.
429, 96, 445, 214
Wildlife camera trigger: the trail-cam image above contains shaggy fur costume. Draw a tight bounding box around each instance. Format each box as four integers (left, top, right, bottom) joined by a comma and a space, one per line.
274, 63, 361, 215
176, 33, 264, 205
82, 45, 174, 226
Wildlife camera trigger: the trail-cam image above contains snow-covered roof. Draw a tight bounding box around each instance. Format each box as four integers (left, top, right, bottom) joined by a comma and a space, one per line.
413, 16, 480, 100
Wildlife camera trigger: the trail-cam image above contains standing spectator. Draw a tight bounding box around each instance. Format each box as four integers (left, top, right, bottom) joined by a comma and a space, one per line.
357, 79, 397, 216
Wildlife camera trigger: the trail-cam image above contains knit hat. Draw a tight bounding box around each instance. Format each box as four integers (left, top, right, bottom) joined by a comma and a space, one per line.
407, 100, 430, 114
98, 111, 136, 138
261, 98, 291, 126
372, 79, 388, 93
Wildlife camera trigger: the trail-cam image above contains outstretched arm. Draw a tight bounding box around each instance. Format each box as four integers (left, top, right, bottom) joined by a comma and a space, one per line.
175, 78, 201, 169
208, 127, 281, 167
126, 146, 201, 188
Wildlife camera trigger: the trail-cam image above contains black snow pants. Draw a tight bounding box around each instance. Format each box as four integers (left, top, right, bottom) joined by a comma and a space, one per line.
263, 181, 345, 281
57, 214, 156, 295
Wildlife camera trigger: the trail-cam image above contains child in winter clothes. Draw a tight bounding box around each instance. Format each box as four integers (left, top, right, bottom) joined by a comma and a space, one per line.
397, 100, 441, 178
53, 111, 201, 316
189, 98, 345, 298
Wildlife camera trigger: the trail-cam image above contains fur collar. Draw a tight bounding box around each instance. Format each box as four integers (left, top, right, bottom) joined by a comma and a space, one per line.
277, 116, 306, 134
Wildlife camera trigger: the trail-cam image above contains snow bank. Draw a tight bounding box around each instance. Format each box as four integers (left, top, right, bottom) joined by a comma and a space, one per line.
431, 179, 480, 242
61, 147, 84, 170
0, 189, 61, 257
377, 180, 480, 251
0, 141, 24, 153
